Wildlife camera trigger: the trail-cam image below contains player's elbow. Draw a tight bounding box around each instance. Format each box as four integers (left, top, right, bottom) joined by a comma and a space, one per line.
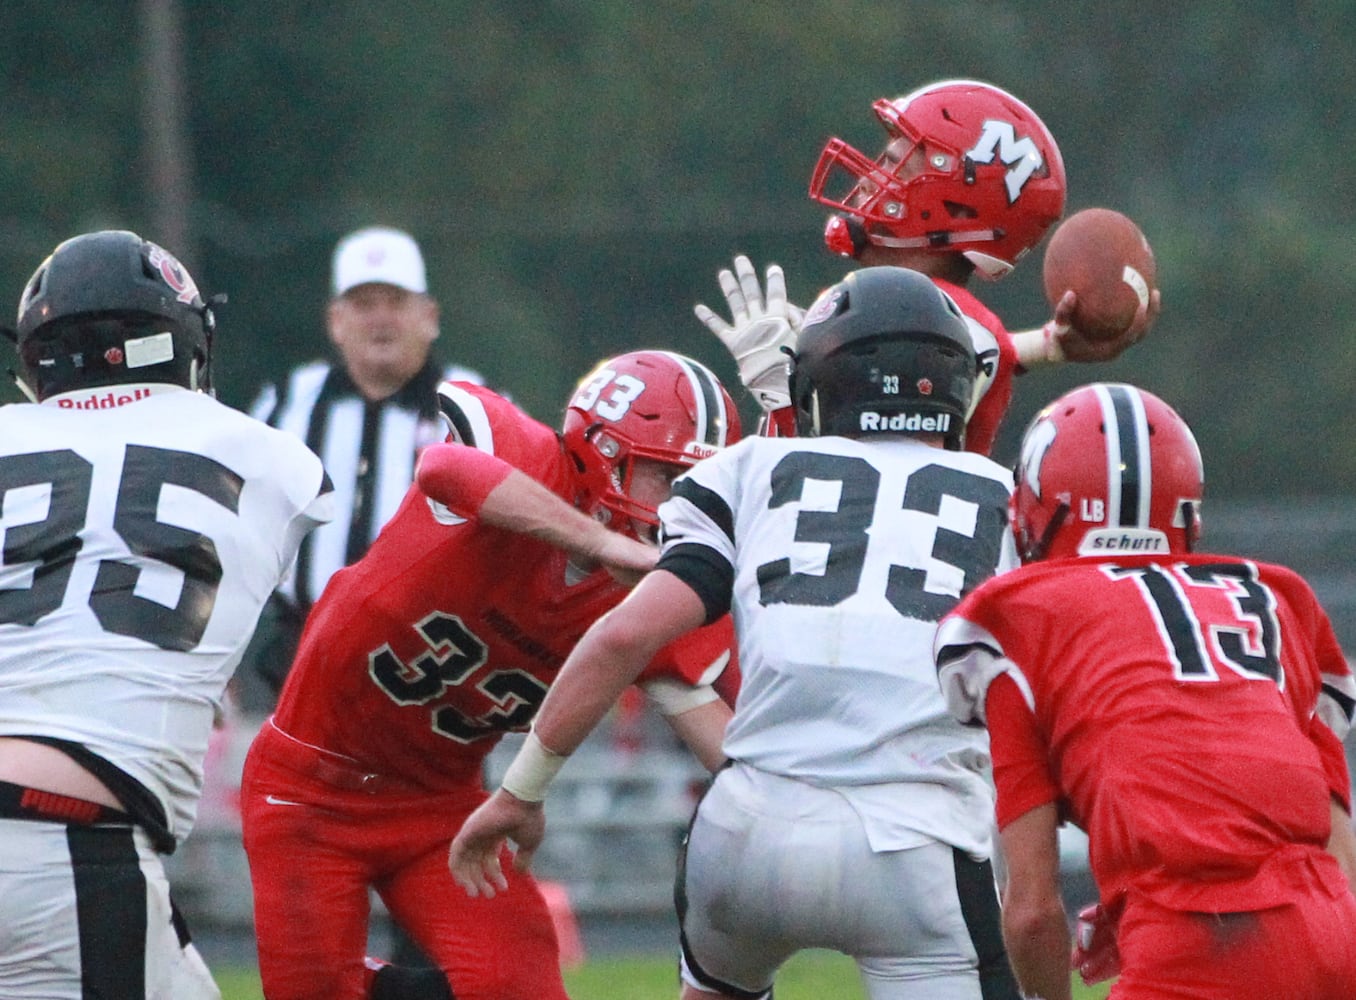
1001, 891, 1068, 949
590, 608, 663, 665
415, 441, 511, 516
599, 582, 702, 674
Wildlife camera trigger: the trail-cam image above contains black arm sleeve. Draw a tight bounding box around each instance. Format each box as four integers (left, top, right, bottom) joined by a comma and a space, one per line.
655, 542, 734, 626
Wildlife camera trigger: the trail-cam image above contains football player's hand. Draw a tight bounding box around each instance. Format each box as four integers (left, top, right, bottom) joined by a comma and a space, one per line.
1071, 901, 1122, 985
588, 530, 659, 587
448, 789, 546, 899
694, 254, 802, 413
1053, 286, 1162, 363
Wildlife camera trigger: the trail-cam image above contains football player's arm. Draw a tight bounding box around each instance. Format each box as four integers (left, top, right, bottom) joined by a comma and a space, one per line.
934, 614, 1015, 726
640, 625, 737, 771
1303, 609, 1356, 890
999, 804, 1071, 1000
532, 570, 707, 759
278, 455, 337, 566
416, 443, 656, 584
987, 676, 1072, 1000
448, 570, 706, 898
650, 692, 731, 773
1010, 287, 1160, 367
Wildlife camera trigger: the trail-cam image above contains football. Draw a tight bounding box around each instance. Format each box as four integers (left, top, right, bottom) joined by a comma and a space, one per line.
1042, 208, 1156, 341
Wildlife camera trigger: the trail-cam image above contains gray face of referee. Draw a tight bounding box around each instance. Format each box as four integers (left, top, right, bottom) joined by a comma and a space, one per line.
326, 281, 440, 401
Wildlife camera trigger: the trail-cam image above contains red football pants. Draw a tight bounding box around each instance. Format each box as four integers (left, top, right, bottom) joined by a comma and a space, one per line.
240, 724, 569, 1000
1111, 880, 1356, 999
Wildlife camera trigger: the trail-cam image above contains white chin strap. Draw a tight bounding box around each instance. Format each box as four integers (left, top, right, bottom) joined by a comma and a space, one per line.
961, 249, 1015, 280
189, 357, 214, 395
11, 371, 38, 403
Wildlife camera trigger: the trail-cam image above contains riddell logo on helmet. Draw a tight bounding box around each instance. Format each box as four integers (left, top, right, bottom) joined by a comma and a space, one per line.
684, 442, 721, 460
56, 388, 152, 410
859, 411, 951, 433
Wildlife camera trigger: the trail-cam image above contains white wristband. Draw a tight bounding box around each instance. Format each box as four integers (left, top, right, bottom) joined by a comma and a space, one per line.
499, 730, 567, 803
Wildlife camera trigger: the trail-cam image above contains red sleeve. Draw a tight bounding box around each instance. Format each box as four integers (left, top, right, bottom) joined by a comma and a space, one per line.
1314, 621, 1354, 812
1280, 569, 1356, 812
931, 279, 1015, 457
964, 335, 1015, 457
415, 443, 513, 517
986, 672, 1061, 829
712, 647, 741, 707
637, 616, 736, 699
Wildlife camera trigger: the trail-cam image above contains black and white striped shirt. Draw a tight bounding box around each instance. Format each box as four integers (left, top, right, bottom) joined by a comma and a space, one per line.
250, 357, 483, 611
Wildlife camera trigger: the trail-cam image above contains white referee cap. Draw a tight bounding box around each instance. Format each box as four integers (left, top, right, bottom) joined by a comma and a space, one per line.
331, 226, 427, 296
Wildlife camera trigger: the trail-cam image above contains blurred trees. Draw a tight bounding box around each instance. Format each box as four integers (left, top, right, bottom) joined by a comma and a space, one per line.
1, 1, 1353, 496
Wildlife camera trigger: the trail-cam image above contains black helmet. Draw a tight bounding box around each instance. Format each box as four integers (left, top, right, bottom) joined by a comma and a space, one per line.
14, 230, 217, 400
789, 266, 975, 448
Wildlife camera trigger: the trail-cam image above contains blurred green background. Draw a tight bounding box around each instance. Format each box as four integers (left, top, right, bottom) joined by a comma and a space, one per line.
3, 1, 1353, 496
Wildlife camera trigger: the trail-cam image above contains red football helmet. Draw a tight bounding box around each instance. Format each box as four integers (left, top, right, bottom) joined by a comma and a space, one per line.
809, 79, 1066, 278
1011, 383, 1203, 562
562, 350, 741, 530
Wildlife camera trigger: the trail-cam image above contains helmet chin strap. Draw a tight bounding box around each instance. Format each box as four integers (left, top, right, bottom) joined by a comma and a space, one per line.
189, 356, 216, 396
198, 293, 224, 396
1027, 501, 1070, 562
961, 248, 1015, 280
7, 369, 38, 403
827, 209, 1012, 277
824, 214, 871, 259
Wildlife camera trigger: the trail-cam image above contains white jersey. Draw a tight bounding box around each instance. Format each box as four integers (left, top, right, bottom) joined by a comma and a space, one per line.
656, 434, 1016, 855
0, 385, 333, 845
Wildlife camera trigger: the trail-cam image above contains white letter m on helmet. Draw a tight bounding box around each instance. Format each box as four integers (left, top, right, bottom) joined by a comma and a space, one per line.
966, 120, 1044, 203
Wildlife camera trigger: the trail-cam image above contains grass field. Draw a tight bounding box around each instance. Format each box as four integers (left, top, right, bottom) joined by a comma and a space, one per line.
214, 951, 1114, 998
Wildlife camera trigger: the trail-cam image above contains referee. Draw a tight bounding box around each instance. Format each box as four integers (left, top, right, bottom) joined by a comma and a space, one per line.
241, 226, 484, 706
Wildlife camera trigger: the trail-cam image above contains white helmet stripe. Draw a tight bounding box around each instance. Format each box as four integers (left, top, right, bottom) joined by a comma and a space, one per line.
1093, 383, 1151, 527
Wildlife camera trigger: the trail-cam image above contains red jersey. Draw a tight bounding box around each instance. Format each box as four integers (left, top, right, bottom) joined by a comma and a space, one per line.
933, 278, 1017, 458
272, 383, 733, 791
936, 552, 1355, 913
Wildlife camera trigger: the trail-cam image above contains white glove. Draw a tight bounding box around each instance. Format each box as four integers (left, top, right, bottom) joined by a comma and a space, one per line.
694, 255, 803, 413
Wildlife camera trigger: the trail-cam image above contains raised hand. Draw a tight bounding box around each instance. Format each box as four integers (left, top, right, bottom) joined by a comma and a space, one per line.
694, 255, 802, 412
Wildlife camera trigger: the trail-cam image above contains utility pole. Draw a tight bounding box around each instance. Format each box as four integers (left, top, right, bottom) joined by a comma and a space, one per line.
138, 0, 195, 267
